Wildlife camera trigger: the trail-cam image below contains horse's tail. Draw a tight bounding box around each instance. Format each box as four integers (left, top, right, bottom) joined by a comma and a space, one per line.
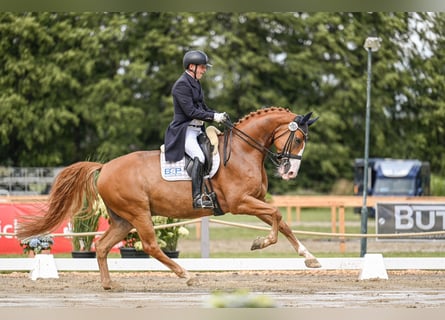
16, 161, 104, 239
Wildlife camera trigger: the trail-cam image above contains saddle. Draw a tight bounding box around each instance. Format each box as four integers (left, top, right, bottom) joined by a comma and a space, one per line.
160, 126, 221, 181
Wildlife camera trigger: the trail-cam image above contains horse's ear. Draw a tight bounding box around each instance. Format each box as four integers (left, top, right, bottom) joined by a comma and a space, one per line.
297, 112, 318, 126
307, 116, 319, 126
300, 112, 313, 124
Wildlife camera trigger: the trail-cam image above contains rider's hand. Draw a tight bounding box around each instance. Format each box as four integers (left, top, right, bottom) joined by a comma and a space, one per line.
213, 112, 227, 123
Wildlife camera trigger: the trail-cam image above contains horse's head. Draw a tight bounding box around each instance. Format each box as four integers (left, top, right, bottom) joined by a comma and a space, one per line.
274, 112, 318, 180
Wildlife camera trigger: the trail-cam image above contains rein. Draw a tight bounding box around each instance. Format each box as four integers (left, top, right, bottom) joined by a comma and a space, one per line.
221, 116, 307, 167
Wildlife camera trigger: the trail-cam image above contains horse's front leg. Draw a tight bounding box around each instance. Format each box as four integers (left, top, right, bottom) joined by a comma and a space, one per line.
232, 197, 281, 250
250, 207, 281, 250
256, 215, 321, 268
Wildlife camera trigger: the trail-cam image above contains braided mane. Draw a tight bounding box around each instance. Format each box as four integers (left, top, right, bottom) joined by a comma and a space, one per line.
234, 107, 291, 126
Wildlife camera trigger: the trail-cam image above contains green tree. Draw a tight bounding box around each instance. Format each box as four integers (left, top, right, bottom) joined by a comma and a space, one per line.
1, 12, 444, 194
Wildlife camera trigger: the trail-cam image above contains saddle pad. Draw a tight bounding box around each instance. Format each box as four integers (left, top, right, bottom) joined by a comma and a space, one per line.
160, 149, 221, 181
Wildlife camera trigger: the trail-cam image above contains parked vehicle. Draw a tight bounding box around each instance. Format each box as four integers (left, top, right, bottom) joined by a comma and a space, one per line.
353, 158, 430, 217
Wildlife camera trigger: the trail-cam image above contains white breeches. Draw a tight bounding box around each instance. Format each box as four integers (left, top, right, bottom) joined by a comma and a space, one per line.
185, 126, 205, 164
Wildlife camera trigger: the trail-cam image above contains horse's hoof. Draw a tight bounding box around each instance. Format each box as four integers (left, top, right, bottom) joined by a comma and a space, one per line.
102, 282, 112, 290
103, 281, 124, 291
305, 258, 322, 268
186, 276, 200, 286
250, 236, 264, 251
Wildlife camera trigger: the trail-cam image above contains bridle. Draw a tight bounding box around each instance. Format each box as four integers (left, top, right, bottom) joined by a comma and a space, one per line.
222, 115, 308, 168
274, 115, 308, 173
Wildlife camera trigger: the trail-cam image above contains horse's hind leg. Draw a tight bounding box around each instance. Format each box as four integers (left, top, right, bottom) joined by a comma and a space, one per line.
256, 215, 321, 268
95, 209, 133, 290
132, 215, 199, 286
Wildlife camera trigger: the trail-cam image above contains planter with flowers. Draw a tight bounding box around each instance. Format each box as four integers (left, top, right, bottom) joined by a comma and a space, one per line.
153, 216, 189, 258
20, 235, 54, 257
119, 231, 149, 258
71, 197, 106, 258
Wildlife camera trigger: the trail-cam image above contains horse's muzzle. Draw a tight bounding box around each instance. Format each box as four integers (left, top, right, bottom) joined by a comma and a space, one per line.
278, 158, 301, 180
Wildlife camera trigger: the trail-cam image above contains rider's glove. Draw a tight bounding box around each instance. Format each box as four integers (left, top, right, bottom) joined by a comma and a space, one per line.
213, 112, 227, 123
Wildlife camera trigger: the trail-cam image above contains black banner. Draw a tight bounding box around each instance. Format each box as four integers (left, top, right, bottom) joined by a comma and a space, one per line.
376, 203, 445, 240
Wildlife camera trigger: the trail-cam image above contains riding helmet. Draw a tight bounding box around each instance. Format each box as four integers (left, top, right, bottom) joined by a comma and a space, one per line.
183, 50, 212, 69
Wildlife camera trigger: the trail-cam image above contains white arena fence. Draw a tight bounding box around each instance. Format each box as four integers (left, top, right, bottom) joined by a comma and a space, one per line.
1, 257, 445, 272
1, 217, 445, 272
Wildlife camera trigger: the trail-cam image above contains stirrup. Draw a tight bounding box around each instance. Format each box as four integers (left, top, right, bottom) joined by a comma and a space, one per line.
193, 194, 214, 209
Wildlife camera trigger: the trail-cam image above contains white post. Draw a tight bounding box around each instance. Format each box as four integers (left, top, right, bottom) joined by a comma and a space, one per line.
358, 253, 388, 280
29, 254, 59, 280
200, 217, 210, 258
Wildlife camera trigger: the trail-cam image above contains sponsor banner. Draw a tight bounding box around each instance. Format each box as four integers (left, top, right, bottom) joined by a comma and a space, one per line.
0, 203, 115, 254
376, 202, 445, 240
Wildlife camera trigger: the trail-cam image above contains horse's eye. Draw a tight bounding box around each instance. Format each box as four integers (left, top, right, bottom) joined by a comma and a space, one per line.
295, 138, 302, 146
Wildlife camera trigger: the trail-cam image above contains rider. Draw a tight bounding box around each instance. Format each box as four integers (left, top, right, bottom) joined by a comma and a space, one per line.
164, 50, 227, 209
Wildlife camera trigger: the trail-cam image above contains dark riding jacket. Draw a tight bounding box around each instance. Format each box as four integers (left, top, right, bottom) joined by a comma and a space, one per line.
164, 72, 216, 162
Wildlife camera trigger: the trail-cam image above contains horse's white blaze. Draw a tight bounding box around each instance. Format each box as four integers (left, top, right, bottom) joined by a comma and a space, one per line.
280, 144, 305, 180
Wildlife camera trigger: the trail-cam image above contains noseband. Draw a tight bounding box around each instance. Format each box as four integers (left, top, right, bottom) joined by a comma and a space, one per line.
222, 115, 308, 168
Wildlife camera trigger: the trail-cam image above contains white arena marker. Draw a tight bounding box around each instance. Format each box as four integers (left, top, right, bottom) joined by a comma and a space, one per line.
358, 253, 388, 280
29, 254, 59, 281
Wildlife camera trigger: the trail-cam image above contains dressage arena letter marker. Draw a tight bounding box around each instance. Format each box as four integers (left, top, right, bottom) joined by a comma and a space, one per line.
29, 254, 59, 281
358, 253, 388, 280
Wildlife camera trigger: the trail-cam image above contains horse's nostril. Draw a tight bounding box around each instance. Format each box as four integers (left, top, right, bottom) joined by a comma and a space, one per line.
283, 161, 291, 174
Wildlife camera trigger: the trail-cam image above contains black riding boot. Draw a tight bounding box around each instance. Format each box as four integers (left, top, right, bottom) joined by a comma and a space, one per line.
191, 157, 213, 209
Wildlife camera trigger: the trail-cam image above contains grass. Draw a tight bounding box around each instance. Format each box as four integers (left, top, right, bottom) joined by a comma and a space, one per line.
178, 207, 444, 258
195, 206, 373, 241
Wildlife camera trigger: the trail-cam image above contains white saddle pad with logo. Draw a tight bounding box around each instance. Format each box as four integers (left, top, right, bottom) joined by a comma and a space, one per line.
160, 148, 220, 181
160, 126, 222, 181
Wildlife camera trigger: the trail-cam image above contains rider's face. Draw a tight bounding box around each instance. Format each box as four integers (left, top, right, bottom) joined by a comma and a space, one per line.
190, 64, 207, 80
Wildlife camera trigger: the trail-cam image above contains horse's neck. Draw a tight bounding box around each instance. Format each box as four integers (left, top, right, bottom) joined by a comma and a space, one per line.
235, 115, 281, 148
222, 114, 282, 166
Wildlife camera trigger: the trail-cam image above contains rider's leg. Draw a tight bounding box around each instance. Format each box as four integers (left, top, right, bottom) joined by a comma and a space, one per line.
185, 127, 213, 209
190, 157, 213, 208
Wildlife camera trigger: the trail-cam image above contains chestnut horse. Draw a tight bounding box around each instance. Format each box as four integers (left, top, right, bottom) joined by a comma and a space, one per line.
18, 107, 320, 290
